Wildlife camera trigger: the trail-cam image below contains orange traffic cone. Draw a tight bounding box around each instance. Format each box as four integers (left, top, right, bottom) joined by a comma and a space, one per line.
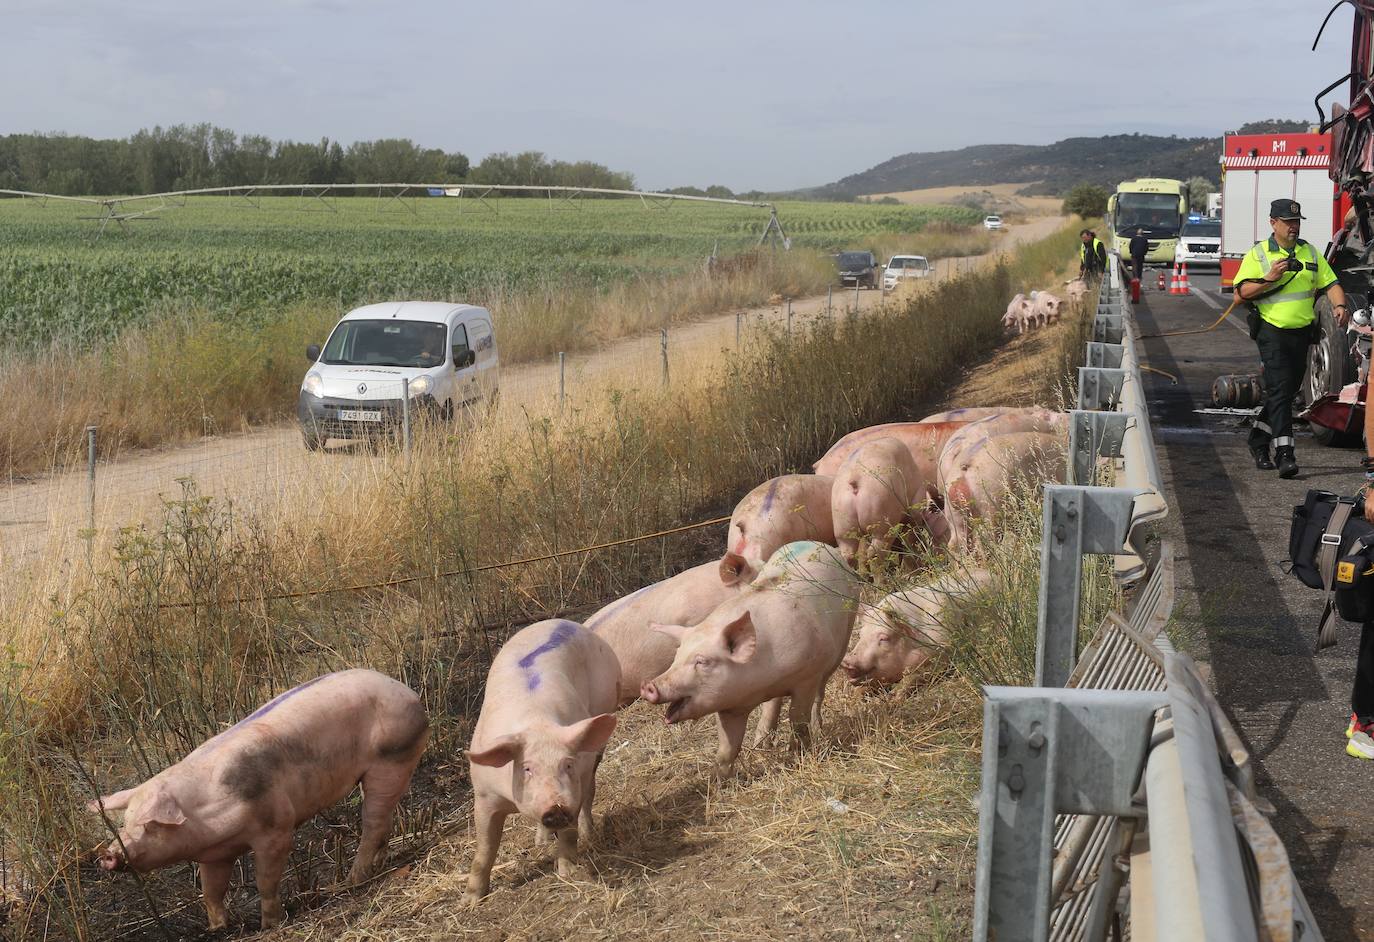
1178, 261, 1191, 294
1157, 270, 1167, 292
1169, 261, 1186, 295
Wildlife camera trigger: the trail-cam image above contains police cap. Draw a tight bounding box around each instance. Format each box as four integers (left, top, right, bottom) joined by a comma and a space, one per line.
1269, 199, 1305, 220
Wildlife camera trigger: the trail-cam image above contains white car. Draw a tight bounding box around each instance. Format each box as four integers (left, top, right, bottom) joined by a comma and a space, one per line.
1174, 218, 1221, 268
882, 254, 932, 289
983, 215, 1003, 231
297, 301, 500, 450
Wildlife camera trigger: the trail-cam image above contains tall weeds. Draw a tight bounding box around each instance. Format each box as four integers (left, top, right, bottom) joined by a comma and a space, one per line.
0, 222, 1083, 939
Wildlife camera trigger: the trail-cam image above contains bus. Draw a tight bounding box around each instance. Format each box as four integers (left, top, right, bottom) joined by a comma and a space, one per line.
1106, 178, 1189, 264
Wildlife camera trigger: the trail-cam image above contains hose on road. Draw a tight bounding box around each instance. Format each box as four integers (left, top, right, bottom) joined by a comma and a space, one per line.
1138, 296, 1242, 340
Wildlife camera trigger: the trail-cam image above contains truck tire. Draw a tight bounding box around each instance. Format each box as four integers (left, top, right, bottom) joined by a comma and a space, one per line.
1305, 293, 1362, 447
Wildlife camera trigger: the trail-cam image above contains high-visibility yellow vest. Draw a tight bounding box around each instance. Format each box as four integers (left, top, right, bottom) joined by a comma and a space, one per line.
1234, 238, 1338, 328
1080, 238, 1104, 266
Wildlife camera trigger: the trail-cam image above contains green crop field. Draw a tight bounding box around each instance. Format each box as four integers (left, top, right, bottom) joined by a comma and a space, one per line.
0, 195, 980, 347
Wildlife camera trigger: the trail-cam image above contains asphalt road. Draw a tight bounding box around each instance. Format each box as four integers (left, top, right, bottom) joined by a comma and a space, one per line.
1136, 268, 1371, 940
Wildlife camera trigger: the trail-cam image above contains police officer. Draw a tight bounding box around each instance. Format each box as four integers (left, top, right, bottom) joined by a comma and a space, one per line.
1078, 228, 1107, 278
1234, 199, 1349, 478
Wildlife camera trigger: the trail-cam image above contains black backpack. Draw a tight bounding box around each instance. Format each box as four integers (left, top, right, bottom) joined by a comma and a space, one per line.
1288, 490, 1374, 650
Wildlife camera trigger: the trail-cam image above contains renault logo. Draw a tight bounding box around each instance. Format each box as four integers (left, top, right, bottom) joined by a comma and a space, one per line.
357, 383, 367, 395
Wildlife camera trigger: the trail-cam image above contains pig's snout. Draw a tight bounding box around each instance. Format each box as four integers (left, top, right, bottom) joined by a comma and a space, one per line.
99, 848, 127, 872
640, 681, 662, 704
841, 658, 870, 684
540, 806, 573, 830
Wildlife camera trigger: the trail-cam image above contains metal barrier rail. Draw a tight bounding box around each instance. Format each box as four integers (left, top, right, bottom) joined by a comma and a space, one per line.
973, 258, 1325, 942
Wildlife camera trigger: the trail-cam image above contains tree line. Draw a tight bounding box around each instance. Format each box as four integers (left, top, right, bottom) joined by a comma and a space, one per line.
0, 124, 637, 196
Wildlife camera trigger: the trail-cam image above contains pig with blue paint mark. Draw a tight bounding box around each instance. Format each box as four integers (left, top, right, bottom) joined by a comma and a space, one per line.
586, 561, 751, 706
87, 669, 429, 931
464, 619, 619, 904
641, 541, 862, 779
719, 474, 836, 587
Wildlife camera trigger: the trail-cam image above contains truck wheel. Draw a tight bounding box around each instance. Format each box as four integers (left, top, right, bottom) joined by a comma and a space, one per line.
1305, 293, 1362, 447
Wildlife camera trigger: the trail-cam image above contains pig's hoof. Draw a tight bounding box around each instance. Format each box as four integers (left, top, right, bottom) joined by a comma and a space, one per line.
464, 889, 486, 908
206, 914, 228, 932
556, 858, 579, 880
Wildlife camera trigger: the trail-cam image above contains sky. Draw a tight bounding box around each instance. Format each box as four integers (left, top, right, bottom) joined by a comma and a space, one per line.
0, 0, 1359, 192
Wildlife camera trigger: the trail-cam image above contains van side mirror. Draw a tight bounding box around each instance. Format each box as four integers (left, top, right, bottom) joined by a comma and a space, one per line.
306, 343, 321, 362
454, 346, 476, 368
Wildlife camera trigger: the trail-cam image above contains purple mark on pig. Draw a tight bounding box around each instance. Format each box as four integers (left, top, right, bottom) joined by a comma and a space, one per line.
518, 621, 578, 668
760, 477, 783, 515
198, 673, 333, 755
526, 671, 541, 691
586, 586, 651, 631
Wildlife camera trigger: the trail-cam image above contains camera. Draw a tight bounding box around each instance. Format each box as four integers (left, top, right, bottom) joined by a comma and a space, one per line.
1284, 257, 1305, 273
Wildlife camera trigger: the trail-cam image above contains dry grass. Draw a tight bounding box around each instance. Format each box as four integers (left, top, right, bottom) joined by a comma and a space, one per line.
0, 222, 1089, 941
863, 183, 1062, 217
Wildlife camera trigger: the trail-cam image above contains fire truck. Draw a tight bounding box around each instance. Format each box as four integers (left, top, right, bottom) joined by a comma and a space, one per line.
1218, 131, 1339, 292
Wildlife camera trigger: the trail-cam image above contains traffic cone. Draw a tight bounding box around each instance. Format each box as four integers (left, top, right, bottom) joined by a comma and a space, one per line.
1178, 261, 1191, 294
1157, 270, 1167, 292
1169, 261, 1186, 295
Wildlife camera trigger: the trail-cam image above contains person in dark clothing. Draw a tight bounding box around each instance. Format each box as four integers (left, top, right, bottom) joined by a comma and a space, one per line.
1127, 228, 1150, 284
1078, 229, 1107, 278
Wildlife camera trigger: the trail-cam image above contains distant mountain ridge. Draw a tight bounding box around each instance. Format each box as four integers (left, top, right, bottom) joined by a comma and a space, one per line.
805, 120, 1310, 199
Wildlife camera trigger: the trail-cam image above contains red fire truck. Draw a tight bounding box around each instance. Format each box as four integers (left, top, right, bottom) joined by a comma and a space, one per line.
1219, 131, 1340, 291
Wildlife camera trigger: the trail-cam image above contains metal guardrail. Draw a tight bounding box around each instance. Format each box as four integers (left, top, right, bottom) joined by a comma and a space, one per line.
973, 258, 1325, 942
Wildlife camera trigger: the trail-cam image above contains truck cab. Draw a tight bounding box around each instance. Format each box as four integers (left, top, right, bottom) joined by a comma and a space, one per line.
297, 301, 499, 450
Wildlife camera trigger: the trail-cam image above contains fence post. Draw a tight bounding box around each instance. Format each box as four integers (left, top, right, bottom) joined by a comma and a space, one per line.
853, 282, 860, 312
401, 378, 411, 454
558, 352, 566, 411
827, 285, 833, 316
86, 425, 97, 534
787, 298, 793, 335
736, 312, 742, 347
661, 328, 669, 386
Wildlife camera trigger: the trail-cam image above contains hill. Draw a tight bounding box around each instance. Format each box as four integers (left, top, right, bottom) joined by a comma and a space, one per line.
805, 121, 1312, 199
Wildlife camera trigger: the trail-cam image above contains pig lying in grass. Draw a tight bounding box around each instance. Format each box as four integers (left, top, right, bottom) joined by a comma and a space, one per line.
87, 669, 428, 931
464, 619, 619, 904
813, 421, 966, 502
941, 430, 1067, 552
641, 541, 862, 779
842, 567, 992, 685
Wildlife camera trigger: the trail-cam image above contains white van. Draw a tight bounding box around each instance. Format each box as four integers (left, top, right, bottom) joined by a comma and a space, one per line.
297, 301, 499, 450
882, 254, 932, 290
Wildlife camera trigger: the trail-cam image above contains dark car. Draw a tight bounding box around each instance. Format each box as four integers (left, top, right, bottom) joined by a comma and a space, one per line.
836, 250, 879, 288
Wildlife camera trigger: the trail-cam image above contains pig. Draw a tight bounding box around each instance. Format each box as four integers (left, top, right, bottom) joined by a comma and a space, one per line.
720, 473, 836, 586
1065, 278, 1089, 303
936, 409, 1067, 494
87, 670, 428, 931
1002, 293, 1034, 334
586, 561, 748, 706
641, 541, 862, 778
813, 421, 967, 501
941, 430, 1067, 551
1029, 291, 1063, 328
918, 406, 1038, 424
464, 619, 619, 904
829, 436, 926, 567
841, 566, 992, 685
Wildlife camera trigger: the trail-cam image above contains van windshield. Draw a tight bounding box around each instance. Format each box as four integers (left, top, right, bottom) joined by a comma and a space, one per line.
322, 320, 448, 368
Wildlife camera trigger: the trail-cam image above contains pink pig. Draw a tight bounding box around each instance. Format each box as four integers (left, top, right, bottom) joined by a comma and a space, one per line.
586, 561, 749, 706
829, 436, 927, 567
813, 421, 966, 501
720, 473, 836, 586
463, 619, 619, 904
1065, 278, 1089, 303
1029, 291, 1062, 327
87, 670, 428, 931
641, 541, 862, 778
1002, 293, 1035, 334
941, 430, 1067, 551
841, 567, 991, 685
918, 406, 1041, 425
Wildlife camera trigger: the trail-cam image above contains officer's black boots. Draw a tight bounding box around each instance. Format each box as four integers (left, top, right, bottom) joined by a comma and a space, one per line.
1277, 446, 1299, 479
1251, 444, 1276, 471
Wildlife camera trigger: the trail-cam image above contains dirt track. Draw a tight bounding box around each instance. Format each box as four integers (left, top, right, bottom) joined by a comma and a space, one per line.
0, 216, 1065, 571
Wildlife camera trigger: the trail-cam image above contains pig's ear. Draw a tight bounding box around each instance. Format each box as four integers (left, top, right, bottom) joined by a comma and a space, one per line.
465, 734, 522, 768
719, 552, 748, 586
145, 788, 187, 827
650, 622, 688, 643
721, 611, 758, 663
87, 787, 136, 815
561, 713, 618, 755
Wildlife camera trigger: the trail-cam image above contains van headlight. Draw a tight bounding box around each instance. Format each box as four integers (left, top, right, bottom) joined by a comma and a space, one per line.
302, 372, 323, 397
407, 375, 433, 397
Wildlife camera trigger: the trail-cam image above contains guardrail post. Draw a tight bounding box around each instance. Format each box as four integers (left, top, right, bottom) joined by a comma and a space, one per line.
1085, 341, 1124, 369
1093, 313, 1125, 343
1067, 410, 1129, 486
1036, 486, 1139, 687
1076, 367, 1127, 411
973, 686, 1165, 942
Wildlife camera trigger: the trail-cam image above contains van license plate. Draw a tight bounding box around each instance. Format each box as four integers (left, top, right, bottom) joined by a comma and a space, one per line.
339, 409, 382, 422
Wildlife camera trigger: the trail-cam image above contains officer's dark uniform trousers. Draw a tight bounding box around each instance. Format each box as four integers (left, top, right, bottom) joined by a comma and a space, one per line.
1248, 320, 1311, 451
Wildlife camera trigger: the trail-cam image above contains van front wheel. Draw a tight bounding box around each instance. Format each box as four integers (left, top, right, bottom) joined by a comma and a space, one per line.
302, 424, 326, 452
